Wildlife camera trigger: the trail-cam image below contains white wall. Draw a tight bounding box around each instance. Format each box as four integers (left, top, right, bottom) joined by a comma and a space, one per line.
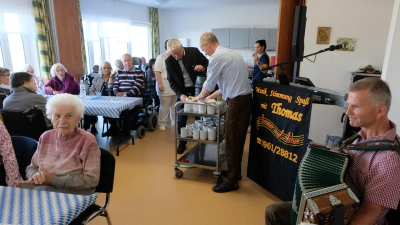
80, 0, 150, 23
158, 4, 279, 54
300, 0, 394, 143
158, 0, 398, 143
383, 0, 400, 127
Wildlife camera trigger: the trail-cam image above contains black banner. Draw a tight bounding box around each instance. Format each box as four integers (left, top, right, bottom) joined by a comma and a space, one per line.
247, 81, 314, 201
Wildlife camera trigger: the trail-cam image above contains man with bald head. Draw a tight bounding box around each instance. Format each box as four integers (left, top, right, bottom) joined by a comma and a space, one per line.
113, 53, 146, 97
194, 32, 252, 193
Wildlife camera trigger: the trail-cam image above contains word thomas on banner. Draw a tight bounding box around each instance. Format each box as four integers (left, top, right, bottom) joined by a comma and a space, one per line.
248, 80, 313, 201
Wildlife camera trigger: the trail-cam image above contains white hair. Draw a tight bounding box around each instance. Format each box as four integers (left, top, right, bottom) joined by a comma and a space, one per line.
99, 61, 112, 76
167, 38, 183, 52
22, 64, 33, 72
114, 59, 123, 69
50, 63, 68, 77
46, 93, 84, 119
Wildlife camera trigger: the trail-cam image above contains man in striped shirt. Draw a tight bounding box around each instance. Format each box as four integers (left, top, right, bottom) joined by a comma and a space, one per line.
113, 53, 146, 96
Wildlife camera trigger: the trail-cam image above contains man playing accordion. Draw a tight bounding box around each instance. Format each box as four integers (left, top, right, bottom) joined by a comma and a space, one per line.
265, 77, 400, 225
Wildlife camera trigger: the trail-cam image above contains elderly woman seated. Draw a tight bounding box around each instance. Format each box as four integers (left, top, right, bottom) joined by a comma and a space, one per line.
45, 63, 80, 95
3, 72, 52, 128
0, 120, 24, 187
84, 61, 116, 135
25, 94, 100, 195
21, 64, 40, 86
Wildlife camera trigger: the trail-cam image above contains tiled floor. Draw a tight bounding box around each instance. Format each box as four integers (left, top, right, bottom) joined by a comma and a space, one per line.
90, 119, 281, 225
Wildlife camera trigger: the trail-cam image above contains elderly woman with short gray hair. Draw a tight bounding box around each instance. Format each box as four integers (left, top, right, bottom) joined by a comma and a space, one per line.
25, 93, 100, 195
45, 63, 79, 95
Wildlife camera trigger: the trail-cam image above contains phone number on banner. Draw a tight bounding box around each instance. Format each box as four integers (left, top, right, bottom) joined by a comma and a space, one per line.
256, 137, 298, 163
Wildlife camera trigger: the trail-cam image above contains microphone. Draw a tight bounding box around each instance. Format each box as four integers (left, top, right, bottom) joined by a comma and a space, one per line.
324, 44, 342, 52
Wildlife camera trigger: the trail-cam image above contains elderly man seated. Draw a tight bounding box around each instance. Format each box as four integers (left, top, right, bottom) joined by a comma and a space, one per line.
113, 53, 146, 97
0, 67, 11, 94
3, 72, 52, 128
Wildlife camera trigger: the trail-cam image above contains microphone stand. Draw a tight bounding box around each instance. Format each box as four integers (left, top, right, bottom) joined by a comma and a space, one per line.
262, 44, 342, 83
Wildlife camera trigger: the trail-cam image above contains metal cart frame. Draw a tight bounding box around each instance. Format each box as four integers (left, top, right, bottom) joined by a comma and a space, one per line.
172, 101, 226, 184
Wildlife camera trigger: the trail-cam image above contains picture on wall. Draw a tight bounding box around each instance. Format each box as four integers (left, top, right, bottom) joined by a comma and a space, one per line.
316, 27, 331, 44
336, 38, 356, 51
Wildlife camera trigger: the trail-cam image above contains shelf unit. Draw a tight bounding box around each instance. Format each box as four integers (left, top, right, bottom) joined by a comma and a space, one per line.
173, 101, 226, 184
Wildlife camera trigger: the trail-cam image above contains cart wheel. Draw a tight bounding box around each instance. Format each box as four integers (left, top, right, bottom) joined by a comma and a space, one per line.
216, 176, 223, 185
175, 169, 183, 179
147, 113, 158, 132
136, 125, 146, 139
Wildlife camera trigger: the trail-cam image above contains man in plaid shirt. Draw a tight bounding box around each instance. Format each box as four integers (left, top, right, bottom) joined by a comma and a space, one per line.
265, 77, 400, 225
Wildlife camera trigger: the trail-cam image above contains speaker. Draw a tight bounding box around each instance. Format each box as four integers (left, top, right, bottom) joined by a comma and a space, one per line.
292, 6, 307, 61
278, 73, 290, 86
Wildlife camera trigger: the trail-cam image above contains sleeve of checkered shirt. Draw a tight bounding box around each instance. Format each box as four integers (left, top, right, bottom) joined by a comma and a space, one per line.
364, 151, 400, 209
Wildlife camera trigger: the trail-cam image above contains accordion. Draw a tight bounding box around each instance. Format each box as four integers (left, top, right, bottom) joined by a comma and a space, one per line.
291, 144, 360, 225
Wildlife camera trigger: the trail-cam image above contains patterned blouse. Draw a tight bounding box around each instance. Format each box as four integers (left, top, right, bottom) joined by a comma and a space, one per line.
0, 120, 24, 187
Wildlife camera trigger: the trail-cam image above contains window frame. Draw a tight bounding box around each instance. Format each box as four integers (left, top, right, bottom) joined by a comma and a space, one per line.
82, 20, 151, 72
0, 3, 39, 74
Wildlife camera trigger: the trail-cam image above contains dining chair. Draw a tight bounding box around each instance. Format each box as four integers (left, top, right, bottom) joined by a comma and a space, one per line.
11, 136, 38, 179
0, 91, 7, 109
1, 106, 48, 141
0, 165, 6, 186
1, 136, 38, 186
70, 147, 115, 225
132, 56, 141, 68
386, 201, 400, 225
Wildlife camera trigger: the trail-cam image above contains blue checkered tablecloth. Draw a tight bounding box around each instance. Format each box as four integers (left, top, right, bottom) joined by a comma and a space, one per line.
0, 186, 97, 225
83, 96, 142, 118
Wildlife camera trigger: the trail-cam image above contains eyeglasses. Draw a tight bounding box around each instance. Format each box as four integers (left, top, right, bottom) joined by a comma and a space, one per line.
0, 74, 10, 77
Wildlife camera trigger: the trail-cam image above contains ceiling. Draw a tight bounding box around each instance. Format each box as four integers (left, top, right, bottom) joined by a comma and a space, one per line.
121, 0, 279, 9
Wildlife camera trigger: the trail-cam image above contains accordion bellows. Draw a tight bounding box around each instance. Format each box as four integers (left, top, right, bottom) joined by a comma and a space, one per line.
291, 145, 360, 225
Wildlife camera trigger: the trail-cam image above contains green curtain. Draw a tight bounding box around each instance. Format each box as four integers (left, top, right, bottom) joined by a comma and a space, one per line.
150, 7, 160, 58
32, 0, 55, 79
77, 0, 88, 75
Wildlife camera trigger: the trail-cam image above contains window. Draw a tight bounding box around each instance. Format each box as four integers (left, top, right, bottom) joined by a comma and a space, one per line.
0, 42, 4, 67
5, 14, 26, 72
0, 0, 39, 74
82, 20, 150, 71
8, 33, 26, 72
131, 25, 149, 59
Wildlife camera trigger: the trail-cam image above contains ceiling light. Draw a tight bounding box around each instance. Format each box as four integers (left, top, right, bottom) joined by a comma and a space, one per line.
154, 0, 170, 5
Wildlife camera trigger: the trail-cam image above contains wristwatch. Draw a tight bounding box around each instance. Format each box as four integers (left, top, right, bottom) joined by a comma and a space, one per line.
257, 62, 261, 66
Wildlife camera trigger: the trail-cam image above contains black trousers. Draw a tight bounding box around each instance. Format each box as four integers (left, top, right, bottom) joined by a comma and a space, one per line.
177, 87, 195, 145
265, 202, 292, 225
83, 115, 98, 129
149, 86, 160, 108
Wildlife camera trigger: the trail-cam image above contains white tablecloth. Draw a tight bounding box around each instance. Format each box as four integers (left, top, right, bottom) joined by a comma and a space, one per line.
0, 186, 97, 225
83, 96, 142, 118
